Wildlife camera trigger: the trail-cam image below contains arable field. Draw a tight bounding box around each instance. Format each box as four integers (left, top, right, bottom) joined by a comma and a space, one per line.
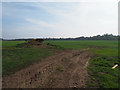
2, 40, 119, 88
45, 40, 118, 57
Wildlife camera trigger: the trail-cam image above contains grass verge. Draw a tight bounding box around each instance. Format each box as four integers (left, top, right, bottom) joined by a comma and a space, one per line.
87, 56, 119, 88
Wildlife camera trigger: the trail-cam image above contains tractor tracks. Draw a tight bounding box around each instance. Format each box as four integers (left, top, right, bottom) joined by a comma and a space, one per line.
2, 49, 92, 88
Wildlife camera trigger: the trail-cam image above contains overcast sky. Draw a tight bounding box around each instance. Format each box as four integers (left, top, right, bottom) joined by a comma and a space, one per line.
2, 1, 118, 39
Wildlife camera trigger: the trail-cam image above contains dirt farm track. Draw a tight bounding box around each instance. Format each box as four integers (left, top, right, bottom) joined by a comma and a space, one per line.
2, 49, 92, 88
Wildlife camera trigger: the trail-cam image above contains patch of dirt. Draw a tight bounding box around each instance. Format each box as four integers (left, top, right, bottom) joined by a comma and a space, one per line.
2, 49, 92, 88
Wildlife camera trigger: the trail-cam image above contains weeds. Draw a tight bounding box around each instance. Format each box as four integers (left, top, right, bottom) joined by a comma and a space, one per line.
87, 56, 119, 88
56, 66, 63, 72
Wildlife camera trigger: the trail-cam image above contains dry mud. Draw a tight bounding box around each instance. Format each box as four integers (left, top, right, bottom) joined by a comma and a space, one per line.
2, 49, 92, 88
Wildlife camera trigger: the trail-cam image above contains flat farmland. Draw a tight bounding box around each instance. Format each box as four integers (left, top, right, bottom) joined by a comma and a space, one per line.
2, 40, 119, 88
45, 40, 118, 56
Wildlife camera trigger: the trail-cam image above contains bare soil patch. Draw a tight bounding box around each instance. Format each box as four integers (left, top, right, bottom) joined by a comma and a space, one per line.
2, 49, 92, 88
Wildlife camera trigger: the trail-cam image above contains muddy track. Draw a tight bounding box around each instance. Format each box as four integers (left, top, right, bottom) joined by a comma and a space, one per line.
2, 49, 92, 88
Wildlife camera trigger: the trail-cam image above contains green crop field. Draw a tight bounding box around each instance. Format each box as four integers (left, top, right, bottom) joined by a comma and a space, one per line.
45, 40, 118, 57
2, 40, 119, 88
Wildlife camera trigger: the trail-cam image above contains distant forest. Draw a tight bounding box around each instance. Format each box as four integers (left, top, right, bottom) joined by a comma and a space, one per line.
2, 34, 118, 41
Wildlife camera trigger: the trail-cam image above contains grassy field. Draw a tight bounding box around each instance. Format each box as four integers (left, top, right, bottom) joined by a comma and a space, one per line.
87, 56, 119, 88
2, 41, 57, 75
2, 41, 25, 47
2, 40, 119, 88
45, 40, 118, 57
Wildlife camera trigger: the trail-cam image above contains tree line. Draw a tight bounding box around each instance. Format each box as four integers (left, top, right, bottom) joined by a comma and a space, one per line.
45, 34, 118, 40
2, 34, 118, 41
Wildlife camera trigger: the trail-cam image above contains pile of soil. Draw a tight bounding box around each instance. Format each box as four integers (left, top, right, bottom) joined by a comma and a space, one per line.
16, 41, 63, 49
16, 41, 48, 48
